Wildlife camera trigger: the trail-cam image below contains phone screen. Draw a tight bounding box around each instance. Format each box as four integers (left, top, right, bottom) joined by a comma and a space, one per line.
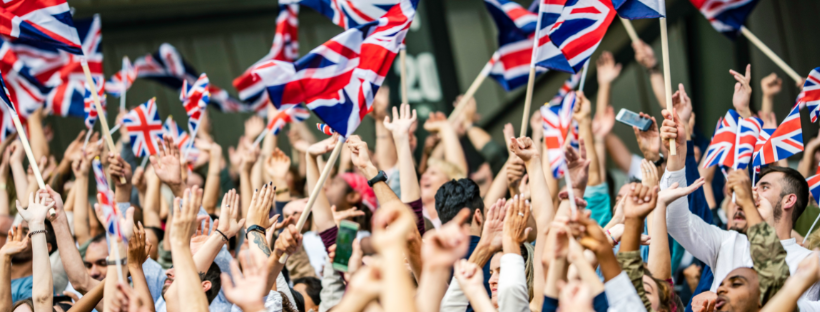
616, 108, 652, 131
332, 220, 360, 272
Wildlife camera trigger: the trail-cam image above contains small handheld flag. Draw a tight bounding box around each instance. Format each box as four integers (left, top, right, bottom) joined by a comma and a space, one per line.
797, 67, 820, 123
123, 98, 163, 158
541, 91, 576, 179
753, 105, 803, 167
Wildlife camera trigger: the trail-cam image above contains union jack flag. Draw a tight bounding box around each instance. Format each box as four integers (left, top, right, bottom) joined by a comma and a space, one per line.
797, 67, 820, 123
689, 0, 759, 38
45, 79, 84, 117
483, 0, 547, 91
284, 0, 400, 30
123, 98, 163, 158
161, 117, 199, 162
702, 109, 740, 168
808, 174, 820, 206
0, 40, 50, 118
753, 104, 803, 167
83, 77, 106, 129
550, 72, 582, 105
91, 157, 123, 241
0, 0, 82, 55
317, 123, 335, 136
180, 73, 210, 134
254, 0, 418, 137
734, 116, 762, 170
534, 0, 616, 73
106, 56, 137, 98
264, 104, 310, 136
233, 4, 300, 111
541, 91, 576, 178
612, 0, 665, 19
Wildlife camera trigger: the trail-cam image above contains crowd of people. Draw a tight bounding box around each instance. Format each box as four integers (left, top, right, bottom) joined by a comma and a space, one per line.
1, 38, 819, 312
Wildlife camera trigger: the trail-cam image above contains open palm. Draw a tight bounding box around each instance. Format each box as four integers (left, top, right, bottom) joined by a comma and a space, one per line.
150, 136, 182, 186
383, 103, 417, 138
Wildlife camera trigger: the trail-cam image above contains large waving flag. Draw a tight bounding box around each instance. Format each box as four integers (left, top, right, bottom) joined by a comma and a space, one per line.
180, 73, 210, 134
689, 0, 759, 38
797, 67, 820, 123
0, 41, 51, 118
44, 15, 104, 118
233, 4, 300, 111
123, 98, 163, 158
0, 0, 82, 55
550, 72, 582, 105
541, 91, 576, 178
534, 0, 617, 73
612, 0, 664, 19
266, 104, 310, 136
0, 105, 14, 143
734, 116, 762, 170
753, 105, 803, 167
483, 0, 547, 91
702, 109, 740, 168
83, 78, 106, 129
284, 0, 399, 30
106, 57, 137, 98
254, 0, 418, 137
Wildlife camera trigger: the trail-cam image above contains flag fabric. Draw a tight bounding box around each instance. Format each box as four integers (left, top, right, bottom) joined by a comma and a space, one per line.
123, 98, 163, 158
106, 56, 137, 97
83, 77, 106, 129
533, 0, 617, 73
702, 109, 740, 168
753, 105, 803, 167
0, 41, 51, 117
180, 73, 210, 134
550, 72, 582, 105
797, 67, 820, 123
283, 0, 399, 30
233, 4, 300, 110
317, 123, 335, 136
689, 0, 760, 38
612, 0, 665, 19
161, 117, 199, 162
254, 0, 418, 137
45, 79, 85, 117
91, 157, 123, 241
541, 90, 576, 178
808, 174, 820, 206
483, 0, 547, 91
0, 0, 82, 55
265, 104, 310, 136
734, 116, 762, 170
0, 104, 14, 143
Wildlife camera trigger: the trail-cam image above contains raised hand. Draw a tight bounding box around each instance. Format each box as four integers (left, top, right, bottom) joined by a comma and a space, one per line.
421, 209, 470, 269
383, 103, 417, 139
596, 51, 622, 85
240, 140, 260, 173
372, 86, 390, 121
332, 205, 365, 228
108, 153, 133, 187
0, 224, 30, 257
573, 92, 592, 122
8, 141, 23, 165
244, 115, 265, 141
761, 111, 777, 129
453, 259, 485, 292
592, 106, 615, 139
502, 195, 531, 254
150, 136, 182, 189
274, 224, 303, 258
543, 217, 570, 265
307, 134, 339, 157
246, 183, 277, 229
565, 139, 590, 190
63, 130, 86, 163
573, 209, 611, 254
371, 201, 416, 253
423, 111, 449, 133
730, 64, 753, 117
761, 72, 782, 97
506, 158, 525, 187
726, 169, 755, 210
633, 112, 660, 162
691, 291, 717, 312
632, 39, 657, 70
217, 189, 245, 239
264, 148, 291, 180
220, 252, 269, 312
661, 108, 686, 170
658, 178, 705, 207
510, 136, 539, 163
347, 135, 374, 171
479, 198, 506, 253
671, 83, 693, 126
623, 183, 659, 220
17, 191, 55, 223
171, 187, 203, 246
640, 159, 659, 187
128, 222, 152, 266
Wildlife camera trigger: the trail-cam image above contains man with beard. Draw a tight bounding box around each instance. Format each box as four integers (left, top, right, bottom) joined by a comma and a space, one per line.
9, 220, 57, 303
660, 108, 817, 310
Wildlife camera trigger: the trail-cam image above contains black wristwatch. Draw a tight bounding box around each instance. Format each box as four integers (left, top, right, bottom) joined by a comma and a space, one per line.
245, 225, 267, 239
653, 154, 665, 167
368, 170, 388, 187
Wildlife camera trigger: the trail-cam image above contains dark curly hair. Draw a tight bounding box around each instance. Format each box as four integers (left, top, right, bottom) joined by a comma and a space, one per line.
434, 179, 484, 225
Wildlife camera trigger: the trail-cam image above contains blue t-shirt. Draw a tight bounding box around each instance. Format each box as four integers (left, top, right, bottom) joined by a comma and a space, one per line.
11, 275, 33, 303
584, 183, 612, 227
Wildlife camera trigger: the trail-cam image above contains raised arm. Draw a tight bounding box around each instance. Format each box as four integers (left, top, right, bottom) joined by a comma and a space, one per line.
71, 146, 98, 245
604, 134, 633, 174
761, 252, 820, 312
127, 223, 155, 312
27, 108, 49, 160
633, 40, 666, 108
384, 103, 420, 202
596, 51, 621, 117
731, 64, 753, 118
8, 142, 29, 207
454, 259, 496, 312
265, 148, 293, 203
169, 189, 210, 312
150, 136, 185, 198
372, 201, 418, 312
17, 190, 56, 311
373, 87, 398, 171
759, 73, 782, 116
620, 182, 659, 312
424, 112, 468, 175
0, 224, 29, 312
200, 141, 224, 215
575, 92, 601, 186
45, 184, 99, 294
416, 210, 470, 312
239, 138, 260, 219
141, 165, 161, 260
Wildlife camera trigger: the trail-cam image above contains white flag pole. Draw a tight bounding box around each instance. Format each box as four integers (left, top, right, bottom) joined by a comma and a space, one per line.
659, 1, 675, 156
81, 59, 126, 184
448, 58, 493, 122
82, 127, 94, 151
620, 17, 640, 43
739, 26, 802, 84
119, 56, 127, 113
400, 46, 409, 105
578, 60, 591, 92
520, 1, 547, 137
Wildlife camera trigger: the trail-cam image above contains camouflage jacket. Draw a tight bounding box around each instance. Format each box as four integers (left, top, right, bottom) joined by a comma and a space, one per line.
748, 222, 790, 306
616, 250, 654, 312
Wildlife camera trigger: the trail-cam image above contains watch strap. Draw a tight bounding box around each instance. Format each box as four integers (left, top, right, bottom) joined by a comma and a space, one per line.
245, 225, 267, 239
367, 170, 387, 187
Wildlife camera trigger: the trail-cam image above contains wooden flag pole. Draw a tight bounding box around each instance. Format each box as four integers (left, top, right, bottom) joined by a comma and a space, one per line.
448, 59, 493, 122
7, 111, 44, 189
400, 47, 409, 105
578, 60, 591, 92
739, 26, 802, 84
659, 16, 676, 156
520, 1, 546, 137
119, 56, 127, 113
81, 59, 126, 184
620, 17, 640, 43
279, 138, 346, 264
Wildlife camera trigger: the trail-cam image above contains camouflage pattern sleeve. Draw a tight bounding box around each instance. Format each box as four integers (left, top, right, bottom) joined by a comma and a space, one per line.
616, 250, 653, 312
748, 222, 790, 306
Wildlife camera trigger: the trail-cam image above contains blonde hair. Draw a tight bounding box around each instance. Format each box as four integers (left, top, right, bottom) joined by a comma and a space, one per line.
428, 158, 466, 180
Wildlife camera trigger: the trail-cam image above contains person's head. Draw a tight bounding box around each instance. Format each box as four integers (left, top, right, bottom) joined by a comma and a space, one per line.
293, 277, 321, 312
162, 262, 222, 304
642, 273, 679, 312
325, 173, 376, 212
615, 178, 641, 203
434, 179, 484, 226
12, 220, 56, 263
280, 291, 299, 312
470, 163, 493, 197
84, 234, 109, 281
186, 171, 204, 189
715, 267, 760, 312
283, 198, 311, 231
488, 252, 503, 308
755, 167, 809, 230
11, 298, 33, 312
421, 158, 465, 204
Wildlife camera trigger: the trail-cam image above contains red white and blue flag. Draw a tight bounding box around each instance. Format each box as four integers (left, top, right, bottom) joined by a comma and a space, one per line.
612, 0, 664, 19
734, 116, 762, 170
254, 0, 418, 137
161, 117, 199, 162
808, 174, 820, 206
0, 0, 82, 55
0, 41, 50, 118
265, 104, 310, 136
83, 77, 106, 129
284, 0, 399, 30
541, 91, 576, 178
702, 109, 740, 168
0, 104, 14, 143
180, 73, 210, 134
483, 0, 546, 91
91, 157, 123, 241
317, 123, 335, 136
753, 105, 803, 167
689, 0, 760, 38
533, 0, 616, 73
550, 72, 582, 105
106, 56, 137, 98
123, 98, 163, 158
233, 4, 300, 112
44, 15, 104, 118
796, 67, 820, 123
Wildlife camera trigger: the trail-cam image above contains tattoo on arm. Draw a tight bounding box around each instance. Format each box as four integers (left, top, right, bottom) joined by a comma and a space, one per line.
251, 232, 272, 257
